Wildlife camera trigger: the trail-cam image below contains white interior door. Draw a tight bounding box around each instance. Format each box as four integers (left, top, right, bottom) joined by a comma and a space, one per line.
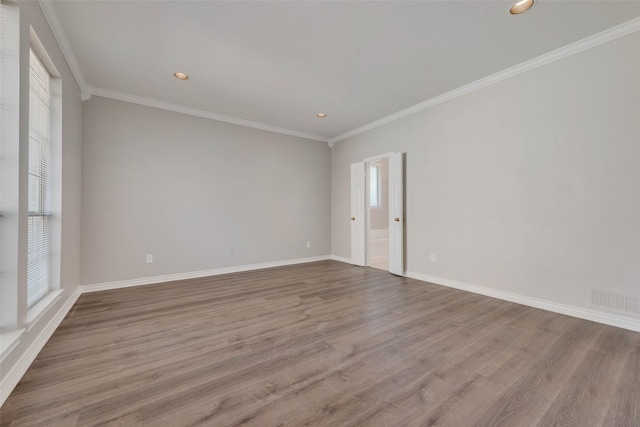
388, 153, 404, 275
350, 162, 366, 266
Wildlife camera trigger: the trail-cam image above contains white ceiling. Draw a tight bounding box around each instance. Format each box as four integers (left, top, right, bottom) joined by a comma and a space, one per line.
50, 1, 640, 140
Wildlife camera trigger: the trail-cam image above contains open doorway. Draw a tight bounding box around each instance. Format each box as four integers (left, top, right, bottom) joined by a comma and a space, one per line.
367, 158, 389, 271
350, 152, 403, 275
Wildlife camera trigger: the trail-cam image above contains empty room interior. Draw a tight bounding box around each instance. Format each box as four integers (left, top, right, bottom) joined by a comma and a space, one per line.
2, 0, 640, 425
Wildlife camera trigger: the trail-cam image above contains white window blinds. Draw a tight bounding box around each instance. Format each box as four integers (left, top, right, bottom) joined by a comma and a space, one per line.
27, 48, 51, 308
369, 164, 381, 208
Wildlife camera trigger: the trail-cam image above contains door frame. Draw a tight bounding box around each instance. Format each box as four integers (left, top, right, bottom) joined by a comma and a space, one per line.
358, 152, 403, 274
350, 152, 406, 276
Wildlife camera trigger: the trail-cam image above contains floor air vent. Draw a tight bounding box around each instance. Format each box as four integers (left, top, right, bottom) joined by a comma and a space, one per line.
591, 290, 640, 317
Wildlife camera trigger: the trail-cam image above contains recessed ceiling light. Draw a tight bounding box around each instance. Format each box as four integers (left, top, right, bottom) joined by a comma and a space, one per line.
510, 0, 534, 14
316, 113, 327, 118
173, 72, 189, 80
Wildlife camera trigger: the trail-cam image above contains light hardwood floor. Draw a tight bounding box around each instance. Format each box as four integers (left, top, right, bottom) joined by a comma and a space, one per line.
1, 260, 639, 426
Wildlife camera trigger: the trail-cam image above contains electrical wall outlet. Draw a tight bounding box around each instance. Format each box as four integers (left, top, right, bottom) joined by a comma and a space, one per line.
306, 241, 311, 248
229, 248, 235, 255
430, 253, 437, 262
146, 254, 153, 263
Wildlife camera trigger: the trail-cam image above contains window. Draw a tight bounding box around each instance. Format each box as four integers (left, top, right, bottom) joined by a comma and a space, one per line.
369, 164, 381, 208
27, 48, 52, 308
1, 19, 62, 345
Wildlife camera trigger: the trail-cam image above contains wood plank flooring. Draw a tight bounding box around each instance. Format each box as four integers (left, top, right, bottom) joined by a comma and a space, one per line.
2, 260, 640, 426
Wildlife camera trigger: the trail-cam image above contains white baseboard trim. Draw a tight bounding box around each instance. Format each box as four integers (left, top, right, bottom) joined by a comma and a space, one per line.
405, 270, 640, 333
5, 258, 637, 409
82, 255, 331, 293
0, 286, 82, 407
26, 289, 64, 332
2, 255, 332, 406
330, 254, 353, 265
0, 329, 26, 364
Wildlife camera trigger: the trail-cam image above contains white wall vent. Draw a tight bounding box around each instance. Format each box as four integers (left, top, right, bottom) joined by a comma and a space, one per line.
591, 289, 640, 317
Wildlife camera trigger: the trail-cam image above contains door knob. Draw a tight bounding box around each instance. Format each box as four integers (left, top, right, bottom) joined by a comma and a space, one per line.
351, 217, 356, 221
395, 217, 400, 222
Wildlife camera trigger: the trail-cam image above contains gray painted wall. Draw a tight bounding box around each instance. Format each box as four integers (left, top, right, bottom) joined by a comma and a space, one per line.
332, 32, 640, 309
81, 97, 331, 285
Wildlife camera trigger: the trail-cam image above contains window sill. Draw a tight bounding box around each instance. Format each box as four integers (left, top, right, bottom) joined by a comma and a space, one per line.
26, 289, 63, 332
1, 328, 26, 362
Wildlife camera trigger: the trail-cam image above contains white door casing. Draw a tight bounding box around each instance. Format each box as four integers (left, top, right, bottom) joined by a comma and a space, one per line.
350, 162, 366, 266
388, 152, 404, 275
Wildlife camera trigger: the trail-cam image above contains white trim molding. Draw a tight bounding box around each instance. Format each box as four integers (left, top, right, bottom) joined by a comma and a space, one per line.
88, 86, 330, 143
330, 254, 354, 265
327, 255, 640, 332
3, 257, 640, 408
35, 0, 640, 147
0, 329, 26, 364
0, 287, 82, 407
82, 255, 331, 293
405, 270, 640, 333
37, 1, 90, 99
0, 255, 331, 406
26, 289, 64, 332
329, 16, 640, 144
362, 152, 396, 163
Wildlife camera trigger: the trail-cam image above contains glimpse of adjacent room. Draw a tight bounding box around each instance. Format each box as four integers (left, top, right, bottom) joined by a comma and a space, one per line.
367, 158, 389, 271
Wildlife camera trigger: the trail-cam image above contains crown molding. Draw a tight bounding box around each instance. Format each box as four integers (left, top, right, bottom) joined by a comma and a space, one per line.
35, 1, 327, 142
329, 16, 640, 145
88, 86, 330, 143
37, 1, 90, 100
36, 1, 640, 145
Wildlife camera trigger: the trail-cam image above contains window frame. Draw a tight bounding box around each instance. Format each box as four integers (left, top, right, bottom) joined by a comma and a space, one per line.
1, 5, 64, 358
